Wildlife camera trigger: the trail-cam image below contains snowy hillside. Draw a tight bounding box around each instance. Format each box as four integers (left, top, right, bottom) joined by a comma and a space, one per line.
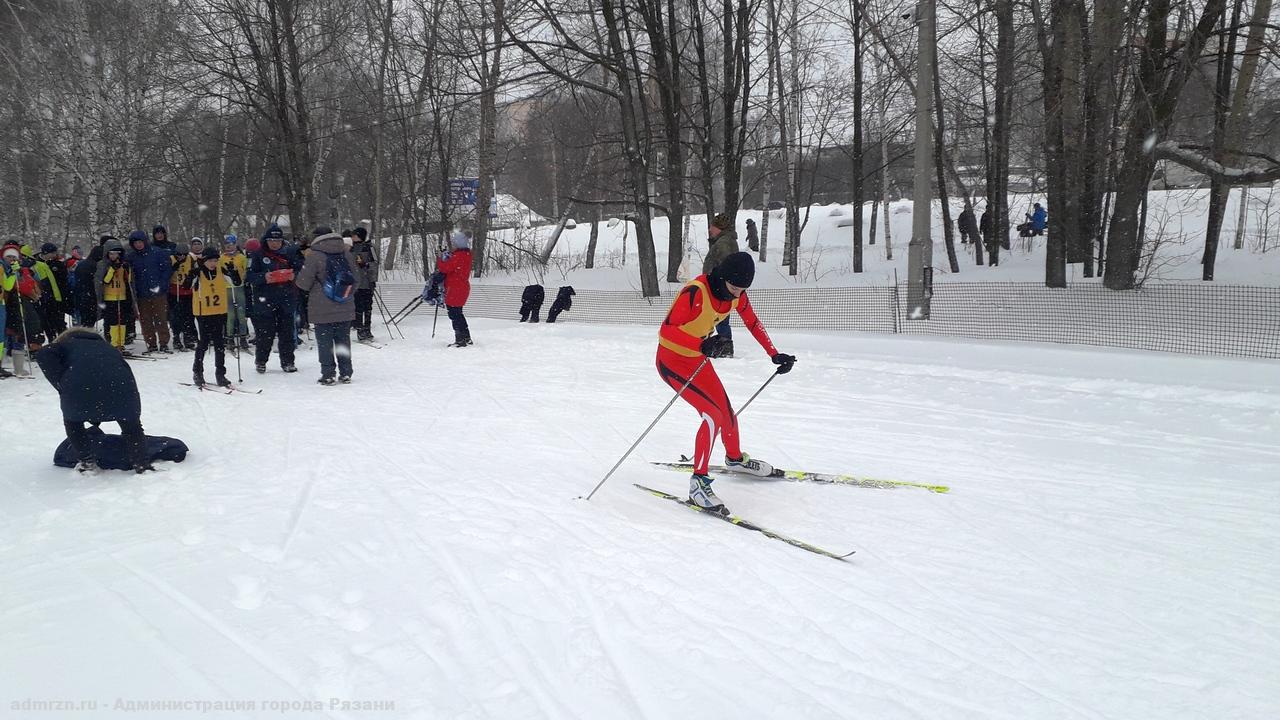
473, 187, 1280, 291
4, 318, 1278, 719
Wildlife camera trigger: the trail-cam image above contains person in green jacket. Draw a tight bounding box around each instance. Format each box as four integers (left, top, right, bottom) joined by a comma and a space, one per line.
34, 242, 67, 337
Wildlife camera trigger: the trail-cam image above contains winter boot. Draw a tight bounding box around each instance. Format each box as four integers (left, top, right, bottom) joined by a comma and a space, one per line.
688, 474, 727, 513
318, 376, 336, 386
75, 459, 99, 474
282, 363, 298, 373
725, 453, 775, 477
255, 363, 267, 374
13, 349, 28, 377
339, 375, 352, 384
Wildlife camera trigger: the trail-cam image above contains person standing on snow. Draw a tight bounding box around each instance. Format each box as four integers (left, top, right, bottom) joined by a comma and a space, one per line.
246, 224, 301, 374
186, 246, 240, 388
220, 235, 250, 350
296, 227, 357, 385
657, 251, 796, 513
701, 213, 740, 358
125, 230, 174, 353
436, 231, 473, 347
351, 227, 379, 342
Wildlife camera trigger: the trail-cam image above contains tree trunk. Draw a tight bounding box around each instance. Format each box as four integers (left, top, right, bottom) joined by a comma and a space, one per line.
1201, 0, 1243, 281
988, 0, 1014, 268
586, 206, 601, 269
1104, 0, 1227, 289
932, 37, 959, 274
851, 0, 864, 273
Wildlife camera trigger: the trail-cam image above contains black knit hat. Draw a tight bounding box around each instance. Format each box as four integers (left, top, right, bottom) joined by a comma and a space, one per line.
40, 242, 58, 255
201, 247, 221, 261
713, 251, 755, 288
354, 227, 368, 241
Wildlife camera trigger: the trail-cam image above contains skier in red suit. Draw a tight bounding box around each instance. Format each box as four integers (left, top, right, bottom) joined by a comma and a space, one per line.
656, 251, 796, 512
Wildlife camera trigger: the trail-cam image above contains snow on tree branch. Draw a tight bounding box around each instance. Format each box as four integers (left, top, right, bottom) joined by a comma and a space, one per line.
1154, 142, 1280, 185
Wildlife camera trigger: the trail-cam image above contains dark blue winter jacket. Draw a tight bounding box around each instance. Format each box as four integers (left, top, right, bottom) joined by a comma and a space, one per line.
247, 231, 302, 312
36, 328, 142, 423
125, 230, 173, 298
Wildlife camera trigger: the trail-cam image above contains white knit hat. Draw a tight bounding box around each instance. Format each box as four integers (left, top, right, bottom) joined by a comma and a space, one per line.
451, 232, 471, 249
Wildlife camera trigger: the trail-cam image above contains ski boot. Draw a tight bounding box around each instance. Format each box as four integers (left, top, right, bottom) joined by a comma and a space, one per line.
215, 374, 232, 388
689, 473, 727, 515
192, 371, 206, 387
725, 453, 776, 477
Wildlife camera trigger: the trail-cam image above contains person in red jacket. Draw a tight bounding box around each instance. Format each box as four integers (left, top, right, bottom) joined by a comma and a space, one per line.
436, 231, 473, 347
657, 252, 796, 513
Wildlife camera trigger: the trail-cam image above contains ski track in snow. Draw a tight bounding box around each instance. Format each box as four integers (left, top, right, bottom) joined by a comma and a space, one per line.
2, 317, 1279, 719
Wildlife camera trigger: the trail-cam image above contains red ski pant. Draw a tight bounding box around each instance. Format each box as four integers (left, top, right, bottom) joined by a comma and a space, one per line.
656, 347, 740, 475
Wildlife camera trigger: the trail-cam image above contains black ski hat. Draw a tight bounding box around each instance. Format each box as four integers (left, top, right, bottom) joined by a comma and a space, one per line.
354, 227, 368, 241
40, 242, 58, 255
201, 247, 221, 261
712, 251, 755, 289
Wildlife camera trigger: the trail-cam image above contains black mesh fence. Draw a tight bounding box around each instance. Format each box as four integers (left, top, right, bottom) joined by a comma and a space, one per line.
375, 281, 1280, 360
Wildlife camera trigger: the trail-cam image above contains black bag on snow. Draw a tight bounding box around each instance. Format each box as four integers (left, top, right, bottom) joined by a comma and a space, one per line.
520, 284, 545, 322
53, 426, 190, 470
547, 286, 576, 323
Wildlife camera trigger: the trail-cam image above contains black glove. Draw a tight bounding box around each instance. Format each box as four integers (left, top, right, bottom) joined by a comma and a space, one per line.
700, 336, 722, 356
772, 353, 796, 374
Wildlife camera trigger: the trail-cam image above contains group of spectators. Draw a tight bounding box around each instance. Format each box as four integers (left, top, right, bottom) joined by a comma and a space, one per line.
2, 223, 388, 385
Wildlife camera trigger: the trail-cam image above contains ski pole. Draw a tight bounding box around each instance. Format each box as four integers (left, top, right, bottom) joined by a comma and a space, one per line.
431, 303, 440, 338
582, 356, 710, 501
734, 369, 781, 419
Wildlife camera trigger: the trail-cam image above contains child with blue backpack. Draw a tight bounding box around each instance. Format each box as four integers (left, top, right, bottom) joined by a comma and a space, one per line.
295, 226, 357, 385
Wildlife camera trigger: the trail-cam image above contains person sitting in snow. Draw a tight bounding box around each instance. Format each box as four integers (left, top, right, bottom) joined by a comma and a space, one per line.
656, 251, 796, 514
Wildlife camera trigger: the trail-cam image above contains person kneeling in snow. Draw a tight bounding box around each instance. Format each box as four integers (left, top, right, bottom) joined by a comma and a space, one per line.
656, 251, 796, 513
35, 328, 153, 473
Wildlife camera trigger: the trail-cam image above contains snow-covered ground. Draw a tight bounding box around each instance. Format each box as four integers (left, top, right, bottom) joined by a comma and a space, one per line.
430, 186, 1280, 291
4, 317, 1279, 719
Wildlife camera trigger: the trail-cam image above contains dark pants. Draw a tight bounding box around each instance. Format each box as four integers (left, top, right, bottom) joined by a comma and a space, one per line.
168, 294, 196, 348
447, 306, 470, 344
254, 300, 297, 367
66, 418, 145, 467
194, 315, 226, 377
38, 298, 67, 340
315, 321, 352, 379
520, 298, 543, 322
354, 289, 374, 333
716, 318, 732, 340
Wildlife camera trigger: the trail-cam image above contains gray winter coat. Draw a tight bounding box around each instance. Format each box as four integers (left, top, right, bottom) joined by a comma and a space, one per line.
702, 229, 740, 276
351, 240, 378, 290
295, 233, 357, 325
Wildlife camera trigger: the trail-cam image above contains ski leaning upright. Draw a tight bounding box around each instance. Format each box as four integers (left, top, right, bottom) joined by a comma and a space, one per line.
634, 484, 854, 561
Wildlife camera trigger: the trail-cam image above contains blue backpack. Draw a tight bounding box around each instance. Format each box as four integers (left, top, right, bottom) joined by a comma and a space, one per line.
322, 253, 356, 303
